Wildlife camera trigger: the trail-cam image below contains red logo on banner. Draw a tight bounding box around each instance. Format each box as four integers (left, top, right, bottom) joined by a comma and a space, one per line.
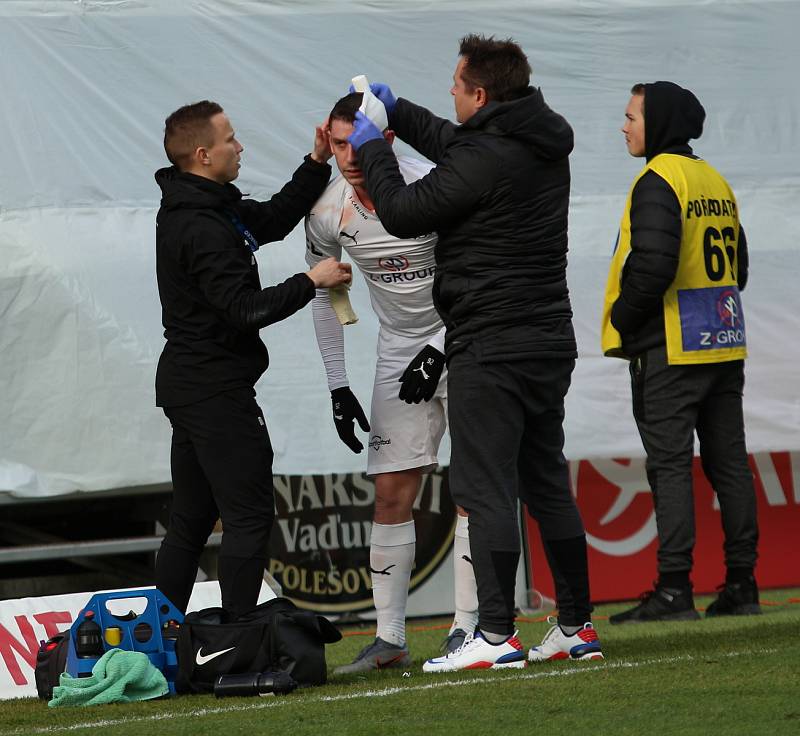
573, 458, 657, 558
526, 452, 800, 602
0, 611, 72, 686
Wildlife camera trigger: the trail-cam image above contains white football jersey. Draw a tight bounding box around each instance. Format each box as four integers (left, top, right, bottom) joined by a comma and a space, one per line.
305, 156, 441, 337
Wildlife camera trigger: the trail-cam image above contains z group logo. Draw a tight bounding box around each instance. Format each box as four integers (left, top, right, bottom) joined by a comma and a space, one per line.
379, 256, 409, 272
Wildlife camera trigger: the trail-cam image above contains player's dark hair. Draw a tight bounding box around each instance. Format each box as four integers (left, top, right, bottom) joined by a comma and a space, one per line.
329, 92, 363, 124
164, 100, 224, 169
458, 34, 531, 103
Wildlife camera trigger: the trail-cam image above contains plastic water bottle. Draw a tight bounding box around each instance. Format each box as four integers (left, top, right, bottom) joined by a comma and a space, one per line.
74, 611, 103, 658
213, 671, 297, 698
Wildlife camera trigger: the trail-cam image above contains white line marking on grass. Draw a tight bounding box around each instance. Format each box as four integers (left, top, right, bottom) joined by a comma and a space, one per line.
3, 647, 777, 736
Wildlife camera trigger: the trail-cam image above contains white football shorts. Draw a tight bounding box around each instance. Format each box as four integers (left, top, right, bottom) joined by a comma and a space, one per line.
366, 329, 447, 476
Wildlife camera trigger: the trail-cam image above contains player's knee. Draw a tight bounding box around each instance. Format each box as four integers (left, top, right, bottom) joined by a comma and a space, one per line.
374, 491, 412, 520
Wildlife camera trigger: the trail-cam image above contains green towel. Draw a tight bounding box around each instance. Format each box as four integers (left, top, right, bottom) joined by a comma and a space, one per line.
49, 648, 169, 707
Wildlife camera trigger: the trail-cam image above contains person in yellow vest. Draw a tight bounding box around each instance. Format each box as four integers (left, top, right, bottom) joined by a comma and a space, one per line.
601, 81, 760, 623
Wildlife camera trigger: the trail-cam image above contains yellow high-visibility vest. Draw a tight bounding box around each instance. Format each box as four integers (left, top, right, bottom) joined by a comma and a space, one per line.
601, 153, 747, 364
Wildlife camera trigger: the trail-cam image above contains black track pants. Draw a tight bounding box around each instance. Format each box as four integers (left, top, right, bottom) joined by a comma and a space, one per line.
630, 346, 758, 576
155, 387, 275, 619
448, 347, 589, 635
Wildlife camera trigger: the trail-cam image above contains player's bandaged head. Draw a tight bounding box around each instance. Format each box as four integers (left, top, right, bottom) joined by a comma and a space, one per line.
329, 93, 389, 134
330, 93, 365, 125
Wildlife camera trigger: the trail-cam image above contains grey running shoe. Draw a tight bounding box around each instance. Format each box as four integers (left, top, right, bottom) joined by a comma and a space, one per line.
333, 636, 411, 674
441, 628, 468, 654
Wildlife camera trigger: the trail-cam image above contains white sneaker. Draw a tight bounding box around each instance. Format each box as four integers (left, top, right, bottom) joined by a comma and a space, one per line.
423, 630, 526, 673
528, 620, 604, 662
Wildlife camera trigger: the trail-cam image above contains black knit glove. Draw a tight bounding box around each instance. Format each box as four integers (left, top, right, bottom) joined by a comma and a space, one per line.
398, 345, 445, 404
331, 387, 370, 453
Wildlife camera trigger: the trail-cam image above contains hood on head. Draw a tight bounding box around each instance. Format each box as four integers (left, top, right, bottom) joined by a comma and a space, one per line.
465, 87, 574, 161
644, 81, 705, 160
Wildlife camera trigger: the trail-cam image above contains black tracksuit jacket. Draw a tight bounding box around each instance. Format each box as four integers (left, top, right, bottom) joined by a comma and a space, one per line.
610, 82, 749, 357
154, 157, 330, 407
357, 90, 577, 362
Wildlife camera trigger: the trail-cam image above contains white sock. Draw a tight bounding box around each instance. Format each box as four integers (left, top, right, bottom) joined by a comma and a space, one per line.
370, 520, 415, 647
450, 514, 479, 635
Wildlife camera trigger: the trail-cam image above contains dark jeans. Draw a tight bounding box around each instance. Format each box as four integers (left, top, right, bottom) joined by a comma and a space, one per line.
448, 346, 590, 634
630, 345, 758, 576
155, 387, 275, 619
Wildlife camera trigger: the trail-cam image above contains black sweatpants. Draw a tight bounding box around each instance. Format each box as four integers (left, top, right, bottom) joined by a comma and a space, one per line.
630, 345, 758, 576
448, 346, 590, 635
155, 387, 275, 619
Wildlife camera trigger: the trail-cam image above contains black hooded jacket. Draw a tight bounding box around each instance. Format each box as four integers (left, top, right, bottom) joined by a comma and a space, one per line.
357, 89, 577, 361
610, 81, 749, 356
154, 156, 330, 407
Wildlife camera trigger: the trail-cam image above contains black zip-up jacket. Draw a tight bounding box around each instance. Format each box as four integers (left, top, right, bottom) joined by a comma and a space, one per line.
154, 156, 330, 407
610, 81, 749, 357
357, 89, 577, 361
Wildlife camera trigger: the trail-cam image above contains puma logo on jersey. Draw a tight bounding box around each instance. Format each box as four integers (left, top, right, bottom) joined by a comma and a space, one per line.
461, 555, 472, 565
369, 564, 396, 576
339, 229, 359, 245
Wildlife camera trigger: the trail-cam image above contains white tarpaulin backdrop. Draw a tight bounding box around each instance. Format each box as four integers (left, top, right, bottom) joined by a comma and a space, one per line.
1, 0, 798, 499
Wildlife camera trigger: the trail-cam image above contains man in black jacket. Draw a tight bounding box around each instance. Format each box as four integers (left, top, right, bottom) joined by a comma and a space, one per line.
346, 35, 603, 671
154, 100, 351, 618
602, 82, 759, 623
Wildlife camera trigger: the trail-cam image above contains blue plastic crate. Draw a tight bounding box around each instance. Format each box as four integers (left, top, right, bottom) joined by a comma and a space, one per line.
65, 588, 183, 694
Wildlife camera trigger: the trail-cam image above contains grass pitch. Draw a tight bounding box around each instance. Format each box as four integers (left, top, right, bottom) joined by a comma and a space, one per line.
1, 589, 798, 736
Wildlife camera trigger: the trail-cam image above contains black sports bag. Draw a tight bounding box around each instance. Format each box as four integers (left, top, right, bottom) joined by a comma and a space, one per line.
34, 633, 69, 700
175, 597, 341, 694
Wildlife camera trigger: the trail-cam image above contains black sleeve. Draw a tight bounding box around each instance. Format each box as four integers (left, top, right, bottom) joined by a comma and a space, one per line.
240, 273, 316, 329
357, 137, 487, 238
236, 155, 331, 245
390, 98, 458, 163
610, 170, 682, 335
737, 224, 749, 291
184, 216, 316, 330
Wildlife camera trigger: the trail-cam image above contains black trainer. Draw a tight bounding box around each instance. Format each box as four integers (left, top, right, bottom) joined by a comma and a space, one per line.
609, 584, 701, 624
705, 577, 762, 617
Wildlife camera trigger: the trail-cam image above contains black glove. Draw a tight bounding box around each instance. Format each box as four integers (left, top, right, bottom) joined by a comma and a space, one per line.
331, 387, 370, 453
398, 345, 446, 404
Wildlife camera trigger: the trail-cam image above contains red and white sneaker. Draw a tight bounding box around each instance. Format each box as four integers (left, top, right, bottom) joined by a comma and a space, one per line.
423, 630, 526, 673
528, 620, 604, 662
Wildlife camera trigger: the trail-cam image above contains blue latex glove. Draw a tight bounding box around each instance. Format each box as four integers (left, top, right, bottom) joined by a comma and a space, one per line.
348, 82, 397, 115
348, 111, 383, 151
370, 83, 397, 115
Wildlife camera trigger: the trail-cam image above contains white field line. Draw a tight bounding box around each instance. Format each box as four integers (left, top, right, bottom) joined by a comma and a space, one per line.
2, 647, 777, 736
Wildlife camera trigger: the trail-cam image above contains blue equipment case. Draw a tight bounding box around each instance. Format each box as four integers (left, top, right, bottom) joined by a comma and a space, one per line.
65, 588, 183, 694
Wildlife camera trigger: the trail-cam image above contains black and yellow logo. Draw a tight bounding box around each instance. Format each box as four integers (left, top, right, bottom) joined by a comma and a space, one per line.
268, 467, 456, 612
